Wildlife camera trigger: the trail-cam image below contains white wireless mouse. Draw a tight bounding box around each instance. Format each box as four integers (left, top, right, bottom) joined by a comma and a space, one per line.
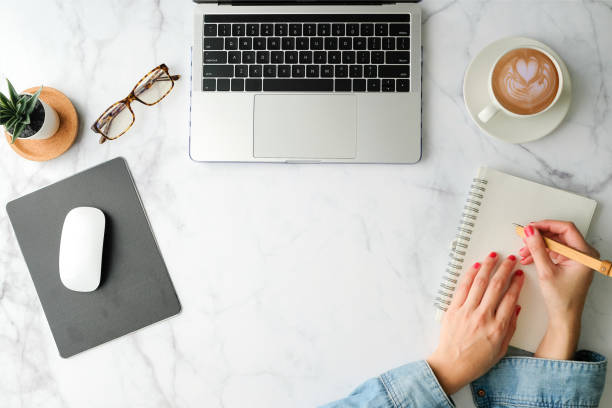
59, 207, 105, 292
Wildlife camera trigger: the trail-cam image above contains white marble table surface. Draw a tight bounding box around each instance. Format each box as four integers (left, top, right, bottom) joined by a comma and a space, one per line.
1, 0, 612, 406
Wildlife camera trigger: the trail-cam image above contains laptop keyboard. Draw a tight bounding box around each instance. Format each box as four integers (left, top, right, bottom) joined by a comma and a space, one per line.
202, 14, 411, 92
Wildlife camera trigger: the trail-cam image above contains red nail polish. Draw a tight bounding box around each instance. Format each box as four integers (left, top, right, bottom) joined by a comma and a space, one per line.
473, 262, 481, 269
508, 254, 516, 261
516, 306, 522, 316
525, 226, 534, 237
489, 251, 497, 258
516, 270, 524, 276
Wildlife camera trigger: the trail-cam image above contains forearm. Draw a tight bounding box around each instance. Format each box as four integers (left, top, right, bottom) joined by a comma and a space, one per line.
534, 319, 580, 360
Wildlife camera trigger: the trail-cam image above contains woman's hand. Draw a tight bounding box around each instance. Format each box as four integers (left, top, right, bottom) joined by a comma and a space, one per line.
427, 252, 524, 395
519, 220, 598, 360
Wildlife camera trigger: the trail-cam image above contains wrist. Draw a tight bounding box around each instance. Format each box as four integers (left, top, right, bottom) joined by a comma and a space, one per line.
426, 352, 465, 395
534, 319, 581, 360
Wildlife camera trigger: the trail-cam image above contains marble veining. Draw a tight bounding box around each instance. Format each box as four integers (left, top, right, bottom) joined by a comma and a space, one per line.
1, 0, 612, 407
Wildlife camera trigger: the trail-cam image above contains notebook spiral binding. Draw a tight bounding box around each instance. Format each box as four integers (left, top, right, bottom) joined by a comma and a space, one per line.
434, 177, 488, 312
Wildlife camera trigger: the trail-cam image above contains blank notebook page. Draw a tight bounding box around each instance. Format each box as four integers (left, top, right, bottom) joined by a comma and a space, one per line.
437, 167, 596, 352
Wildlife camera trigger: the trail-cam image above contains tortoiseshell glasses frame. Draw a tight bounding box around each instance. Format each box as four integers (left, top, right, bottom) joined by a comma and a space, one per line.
91, 63, 180, 144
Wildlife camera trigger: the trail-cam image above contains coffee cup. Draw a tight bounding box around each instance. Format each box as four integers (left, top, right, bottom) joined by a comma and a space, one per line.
478, 45, 563, 123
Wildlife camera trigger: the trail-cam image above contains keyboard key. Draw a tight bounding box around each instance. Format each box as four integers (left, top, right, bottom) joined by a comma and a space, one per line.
367, 79, 380, 92
353, 37, 366, 50
332, 23, 345, 36
246, 23, 259, 36
257, 51, 270, 64
242, 51, 255, 64
203, 78, 216, 91
357, 51, 369, 64
396, 78, 410, 92
397, 37, 410, 50
285, 51, 298, 64
382, 79, 395, 92
342, 51, 355, 64
350, 65, 362, 78
371, 51, 384, 64
335, 65, 348, 78
282, 37, 295, 50
289, 23, 302, 36
275, 23, 288, 36
360, 23, 373, 36
232, 24, 245, 36
306, 65, 319, 77
203, 65, 233, 77
225, 37, 238, 50
261, 23, 274, 36
335, 79, 351, 91
263, 79, 333, 91
278, 65, 291, 77
231, 78, 244, 91
239, 38, 252, 50
386, 51, 410, 64
292, 65, 305, 77
321, 65, 334, 77
235, 65, 248, 77
296, 37, 309, 50
204, 38, 223, 50
249, 65, 262, 77
379, 65, 409, 78
375, 23, 388, 36
267, 37, 281, 50
271, 51, 284, 63
364, 65, 377, 78
204, 24, 217, 36
339, 37, 352, 50
390, 24, 410, 36
382, 37, 395, 50
218, 24, 231, 36
353, 78, 366, 92
347, 24, 359, 36
228, 51, 241, 64
263, 65, 277, 77
253, 37, 266, 50
299, 51, 312, 64
204, 51, 227, 63
368, 37, 381, 50
246, 78, 262, 91
314, 51, 327, 64
310, 37, 324, 50
324, 37, 338, 50
217, 78, 230, 91
328, 51, 341, 64
318, 23, 331, 36
304, 23, 316, 36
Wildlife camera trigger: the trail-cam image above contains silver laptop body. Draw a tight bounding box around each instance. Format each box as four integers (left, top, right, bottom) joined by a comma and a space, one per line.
190, 1, 422, 163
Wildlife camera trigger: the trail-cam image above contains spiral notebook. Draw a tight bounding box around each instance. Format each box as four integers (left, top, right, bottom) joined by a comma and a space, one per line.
434, 167, 597, 352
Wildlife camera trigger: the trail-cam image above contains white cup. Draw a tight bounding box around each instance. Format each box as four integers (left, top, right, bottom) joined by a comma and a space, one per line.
478, 45, 564, 123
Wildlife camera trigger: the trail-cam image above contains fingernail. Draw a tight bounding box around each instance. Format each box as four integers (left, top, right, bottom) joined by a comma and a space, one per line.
508, 254, 516, 261
489, 251, 497, 258
516, 305, 522, 316
473, 262, 481, 269
525, 226, 534, 237
516, 270, 524, 276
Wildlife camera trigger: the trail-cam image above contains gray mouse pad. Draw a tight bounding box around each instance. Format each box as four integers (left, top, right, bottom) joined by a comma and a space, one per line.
6, 157, 181, 358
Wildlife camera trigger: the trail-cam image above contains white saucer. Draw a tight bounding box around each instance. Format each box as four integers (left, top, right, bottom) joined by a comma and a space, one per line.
463, 36, 572, 144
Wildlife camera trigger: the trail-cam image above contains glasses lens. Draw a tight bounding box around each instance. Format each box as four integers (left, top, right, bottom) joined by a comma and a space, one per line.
94, 102, 134, 139
133, 68, 173, 105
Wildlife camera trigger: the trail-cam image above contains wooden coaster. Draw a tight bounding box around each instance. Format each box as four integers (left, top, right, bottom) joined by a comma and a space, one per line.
5, 87, 78, 161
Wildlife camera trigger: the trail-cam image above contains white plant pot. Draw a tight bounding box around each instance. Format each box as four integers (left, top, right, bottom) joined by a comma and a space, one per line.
24, 97, 60, 140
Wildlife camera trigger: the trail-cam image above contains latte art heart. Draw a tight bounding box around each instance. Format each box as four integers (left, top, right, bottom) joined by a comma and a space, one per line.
492, 48, 560, 115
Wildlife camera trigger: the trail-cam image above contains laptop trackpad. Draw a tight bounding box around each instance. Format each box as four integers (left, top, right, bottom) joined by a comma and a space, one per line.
253, 94, 357, 159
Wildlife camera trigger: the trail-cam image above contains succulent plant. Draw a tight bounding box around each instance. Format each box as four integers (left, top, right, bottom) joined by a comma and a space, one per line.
0, 79, 42, 143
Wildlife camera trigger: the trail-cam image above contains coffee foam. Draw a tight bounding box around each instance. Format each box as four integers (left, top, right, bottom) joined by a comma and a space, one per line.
492, 48, 559, 115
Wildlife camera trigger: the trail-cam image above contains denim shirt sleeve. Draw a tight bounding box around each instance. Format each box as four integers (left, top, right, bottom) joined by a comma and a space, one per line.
471, 350, 607, 408
320, 360, 454, 408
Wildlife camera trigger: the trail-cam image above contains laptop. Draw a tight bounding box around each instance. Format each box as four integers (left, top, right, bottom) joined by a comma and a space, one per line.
190, 0, 422, 163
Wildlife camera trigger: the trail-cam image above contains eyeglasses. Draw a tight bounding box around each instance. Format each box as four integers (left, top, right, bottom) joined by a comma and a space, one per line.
91, 64, 180, 144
